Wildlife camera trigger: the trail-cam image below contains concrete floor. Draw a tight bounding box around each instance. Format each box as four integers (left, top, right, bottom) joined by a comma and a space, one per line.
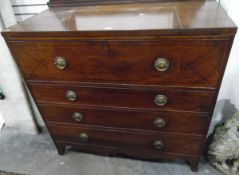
0, 127, 222, 175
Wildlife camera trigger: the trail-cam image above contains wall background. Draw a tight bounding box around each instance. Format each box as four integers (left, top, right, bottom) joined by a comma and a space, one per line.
0, 0, 238, 134
209, 0, 239, 133
0, 0, 38, 134
11, 0, 48, 22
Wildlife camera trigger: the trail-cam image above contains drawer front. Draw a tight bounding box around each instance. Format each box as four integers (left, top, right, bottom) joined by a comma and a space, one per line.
10, 40, 227, 88
48, 124, 203, 156
30, 84, 215, 113
39, 104, 209, 134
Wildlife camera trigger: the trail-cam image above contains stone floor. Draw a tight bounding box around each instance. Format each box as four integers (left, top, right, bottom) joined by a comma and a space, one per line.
0, 171, 26, 175
0, 127, 222, 175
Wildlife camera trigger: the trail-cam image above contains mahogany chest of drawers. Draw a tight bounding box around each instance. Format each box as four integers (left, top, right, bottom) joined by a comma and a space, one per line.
2, 0, 237, 171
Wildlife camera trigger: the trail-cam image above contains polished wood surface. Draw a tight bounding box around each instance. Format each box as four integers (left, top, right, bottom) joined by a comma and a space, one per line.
29, 83, 215, 113
38, 104, 209, 134
48, 0, 204, 7
9, 39, 228, 88
48, 124, 204, 156
2, 0, 237, 172
2, 1, 236, 38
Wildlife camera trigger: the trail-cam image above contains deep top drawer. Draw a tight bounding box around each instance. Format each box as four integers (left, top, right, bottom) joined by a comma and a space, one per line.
9, 39, 227, 88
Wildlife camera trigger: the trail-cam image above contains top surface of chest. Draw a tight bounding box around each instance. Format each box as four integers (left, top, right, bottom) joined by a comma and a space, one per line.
3, 0, 236, 38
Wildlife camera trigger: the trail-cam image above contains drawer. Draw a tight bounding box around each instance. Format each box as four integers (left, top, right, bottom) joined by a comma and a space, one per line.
39, 104, 209, 134
30, 83, 215, 113
48, 124, 204, 156
10, 39, 227, 88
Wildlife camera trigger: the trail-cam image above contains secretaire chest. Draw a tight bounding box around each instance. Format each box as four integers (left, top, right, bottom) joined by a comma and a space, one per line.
2, 0, 237, 172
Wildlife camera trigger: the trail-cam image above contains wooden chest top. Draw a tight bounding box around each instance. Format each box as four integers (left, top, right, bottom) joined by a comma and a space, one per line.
2, 0, 236, 39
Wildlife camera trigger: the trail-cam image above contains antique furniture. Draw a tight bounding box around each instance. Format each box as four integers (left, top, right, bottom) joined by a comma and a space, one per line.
2, 0, 237, 171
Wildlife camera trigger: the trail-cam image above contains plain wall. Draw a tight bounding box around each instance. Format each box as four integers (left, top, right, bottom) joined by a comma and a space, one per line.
0, 0, 38, 134
209, 0, 239, 133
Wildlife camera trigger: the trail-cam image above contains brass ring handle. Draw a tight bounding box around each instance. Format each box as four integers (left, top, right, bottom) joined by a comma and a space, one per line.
154, 58, 170, 72
66, 90, 77, 101
54, 57, 67, 70
154, 118, 166, 128
153, 140, 164, 149
72, 112, 83, 122
154, 95, 167, 106
79, 133, 89, 142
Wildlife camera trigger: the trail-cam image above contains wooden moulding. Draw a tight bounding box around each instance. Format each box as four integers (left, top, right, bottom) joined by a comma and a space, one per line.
47, 0, 200, 7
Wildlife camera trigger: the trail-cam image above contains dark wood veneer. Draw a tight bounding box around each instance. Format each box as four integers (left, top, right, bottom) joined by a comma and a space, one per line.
9, 39, 227, 88
38, 103, 209, 134
29, 83, 215, 113
47, 0, 198, 7
48, 124, 204, 156
2, 0, 237, 172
